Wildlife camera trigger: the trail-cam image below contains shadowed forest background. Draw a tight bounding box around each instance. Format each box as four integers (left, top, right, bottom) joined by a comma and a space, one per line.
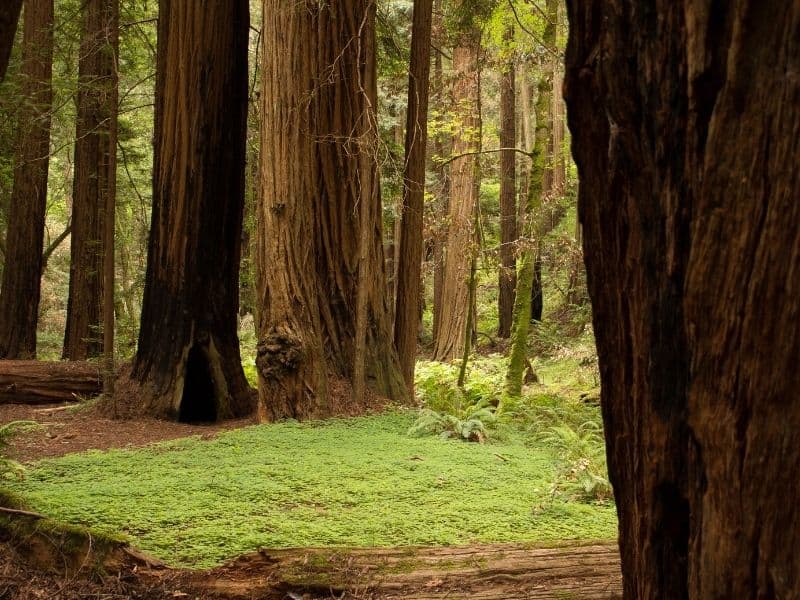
0, 0, 798, 598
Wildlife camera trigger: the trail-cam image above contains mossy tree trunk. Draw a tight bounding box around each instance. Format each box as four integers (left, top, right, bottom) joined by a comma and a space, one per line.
257, 0, 406, 421
131, 0, 252, 421
566, 0, 800, 596
504, 0, 556, 399
0, 0, 22, 81
64, 0, 119, 361
0, 0, 53, 360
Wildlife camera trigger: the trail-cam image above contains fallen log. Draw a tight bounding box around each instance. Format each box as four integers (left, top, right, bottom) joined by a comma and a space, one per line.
0, 360, 101, 405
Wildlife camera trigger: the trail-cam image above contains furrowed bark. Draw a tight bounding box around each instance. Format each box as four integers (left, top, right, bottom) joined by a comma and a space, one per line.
0, 0, 54, 360
257, 0, 406, 421
394, 0, 434, 391
565, 0, 800, 596
131, 0, 252, 421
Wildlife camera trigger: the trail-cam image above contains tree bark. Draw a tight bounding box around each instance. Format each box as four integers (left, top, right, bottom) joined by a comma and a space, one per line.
0, 0, 54, 360
131, 0, 252, 421
0, 0, 22, 81
497, 25, 516, 339
431, 38, 481, 362
394, 0, 434, 391
63, 0, 118, 361
504, 0, 556, 399
257, 0, 406, 421
565, 0, 800, 597
430, 0, 448, 342
0, 360, 101, 405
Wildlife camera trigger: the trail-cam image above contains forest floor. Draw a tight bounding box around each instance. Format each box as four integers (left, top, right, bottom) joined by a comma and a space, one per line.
1, 400, 621, 598
0, 401, 257, 461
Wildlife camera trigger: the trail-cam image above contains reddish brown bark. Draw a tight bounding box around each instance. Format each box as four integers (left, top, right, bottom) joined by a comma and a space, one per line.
394, 0, 434, 390
131, 0, 252, 421
257, 0, 405, 421
0, 361, 100, 404
431, 40, 481, 362
497, 25, 516, 339
64, 0, 119, 360
565, 0, 800, 596
0, 0, 54, 359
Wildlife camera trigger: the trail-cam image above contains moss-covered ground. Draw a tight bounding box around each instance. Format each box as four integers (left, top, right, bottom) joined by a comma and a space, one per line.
8, 409, 615, 569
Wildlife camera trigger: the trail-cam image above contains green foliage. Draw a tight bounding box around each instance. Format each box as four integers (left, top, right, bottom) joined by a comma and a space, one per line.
408, 402, 496, 442
8, 412, 617, 567
538, 421, 612, 503
0, 421, 39, 480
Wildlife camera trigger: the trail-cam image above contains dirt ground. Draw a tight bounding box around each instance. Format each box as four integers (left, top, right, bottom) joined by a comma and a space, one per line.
1, 402, 622, 598
1, 402, 257, 462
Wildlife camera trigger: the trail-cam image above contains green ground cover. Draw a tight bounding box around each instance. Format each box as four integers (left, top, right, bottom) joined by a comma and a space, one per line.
8, 409, 615, 568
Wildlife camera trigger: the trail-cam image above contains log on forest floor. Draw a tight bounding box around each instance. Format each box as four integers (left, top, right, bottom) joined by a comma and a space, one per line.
194, 542, 623, 599
0, 360, 101, 405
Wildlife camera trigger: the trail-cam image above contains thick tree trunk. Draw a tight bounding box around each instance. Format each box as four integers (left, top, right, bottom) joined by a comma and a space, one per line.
131, 0, 252, 422
565, 0, 800, 597
0, 360, 101, 405
64, 0, 118, 361
431, 40, 481, 362
257, 0, 406, 421
0, 0, 22, 81
0, 0, 53, 360
394, 0, 434, 391
497, 25, 516, 339
504, 0, 556, 399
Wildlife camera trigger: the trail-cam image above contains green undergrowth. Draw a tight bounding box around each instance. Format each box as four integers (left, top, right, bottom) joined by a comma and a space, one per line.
7, 412, 616, 569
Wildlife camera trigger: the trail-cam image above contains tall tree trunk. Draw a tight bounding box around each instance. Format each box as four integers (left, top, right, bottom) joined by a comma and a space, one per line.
257, 0, 406, 421
0, 0, 54, 360
64, 0, 119, 360
0, 0, 22, 81
131, 0, 252, 422
431, 38, 481, 362
431, 0, 448, 343
504, 0, 556, 399
497, 24, 516, 339
394, 0, 434, 391
565, 0, 800, 597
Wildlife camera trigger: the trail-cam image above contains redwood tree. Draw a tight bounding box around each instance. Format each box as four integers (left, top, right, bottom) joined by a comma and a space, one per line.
257, 0, 405, 421
63, 0, 118, 360
566, 0, 800, 596
0, 0, 54, 359
431, 31, 481, 362
130, 0, 252, 421
0, 0, 22, 81
497, 24, 516, 339
394, 0, 434, 391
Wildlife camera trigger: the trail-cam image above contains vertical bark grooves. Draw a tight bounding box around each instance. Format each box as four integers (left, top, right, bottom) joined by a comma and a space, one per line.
131, 0, 252, 420
0, 0, 22, 81
497, 25, 516, 339
565, 0, 800, 597
257, 0, 405, 421
431, 39, 480, 362
64, 0, 118, 360
0, 0, 54, 359
394, 0, 434, 390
